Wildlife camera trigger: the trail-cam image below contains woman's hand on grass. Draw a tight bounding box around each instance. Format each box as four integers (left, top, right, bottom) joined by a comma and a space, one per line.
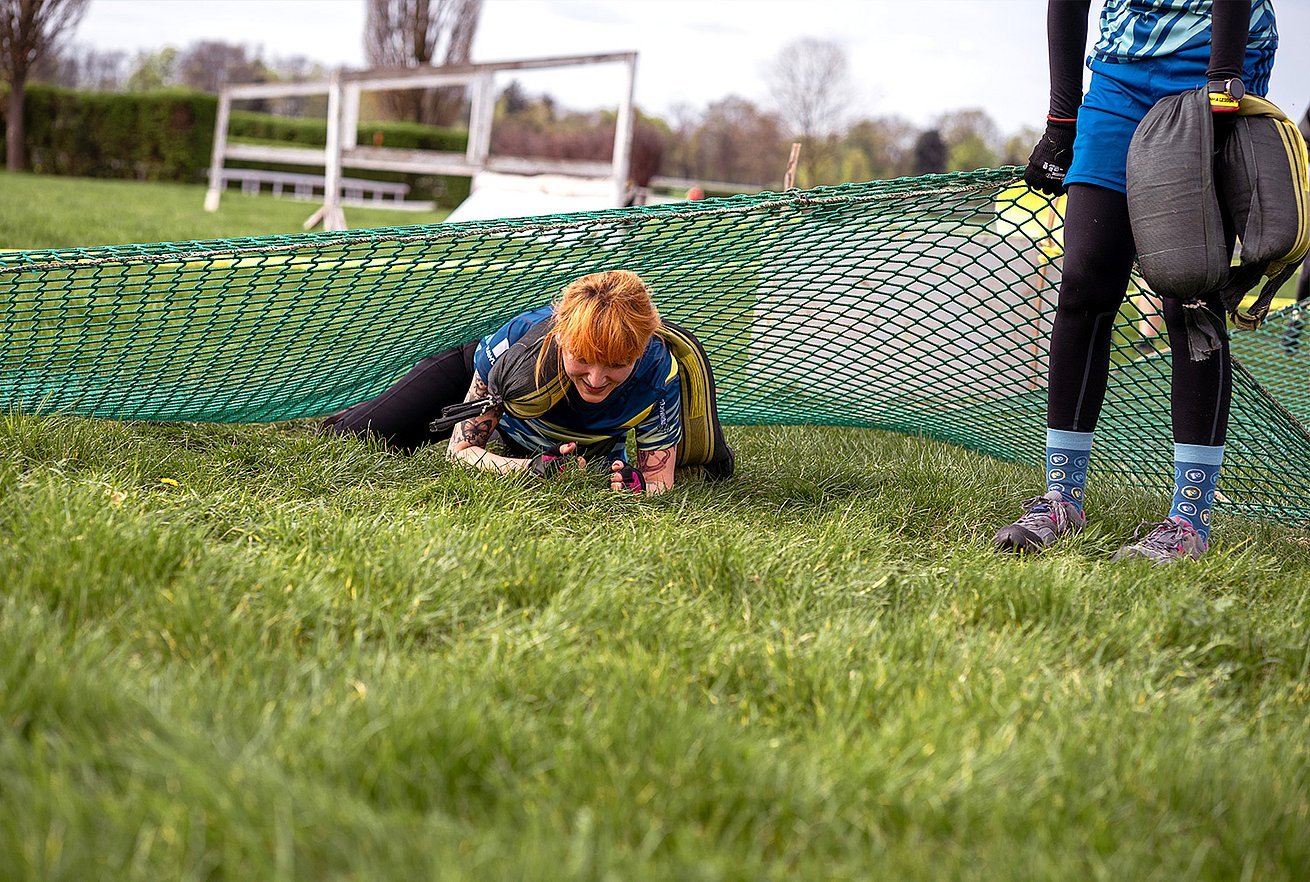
530, 442, 587, 477
610, 461, 646, 494
612, 447, 677, 495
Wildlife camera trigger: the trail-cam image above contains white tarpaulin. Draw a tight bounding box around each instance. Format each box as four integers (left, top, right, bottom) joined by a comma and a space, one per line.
444, 172, 619, 223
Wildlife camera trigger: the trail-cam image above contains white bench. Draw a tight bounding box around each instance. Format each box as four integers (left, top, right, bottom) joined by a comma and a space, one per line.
210, 168, 411, 204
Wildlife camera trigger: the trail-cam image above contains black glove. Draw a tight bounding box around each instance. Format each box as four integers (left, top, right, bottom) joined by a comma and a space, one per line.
529, 443, 574, 477
1023, 119, 1076, 196
612, 464, 647, 494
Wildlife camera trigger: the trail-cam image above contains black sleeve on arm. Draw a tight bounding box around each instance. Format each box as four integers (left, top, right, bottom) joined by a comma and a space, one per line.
1047, 0, 1093, 120
1207, 1, 1251, 81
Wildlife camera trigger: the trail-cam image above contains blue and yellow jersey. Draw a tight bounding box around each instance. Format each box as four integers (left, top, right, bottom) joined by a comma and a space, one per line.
474, 305, 683, 460
1092, 0, 1277, 64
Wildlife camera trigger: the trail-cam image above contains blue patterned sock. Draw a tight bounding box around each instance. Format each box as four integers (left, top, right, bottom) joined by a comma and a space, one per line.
1045, 429, 1093, 510
1170, 443, 1223, 543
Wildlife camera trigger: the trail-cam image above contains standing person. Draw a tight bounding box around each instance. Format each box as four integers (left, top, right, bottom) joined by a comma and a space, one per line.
994, 1, 1278, 562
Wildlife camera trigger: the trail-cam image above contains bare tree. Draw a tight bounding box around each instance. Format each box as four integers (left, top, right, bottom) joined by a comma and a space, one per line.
264, 55, 329, 118
34, 42, 126, 90
664, 96, 786, 187
936, 109, 999, 152
177, 40, 265, 93
0, 0, 87, 169
270, 54, 326, 83
365, 0, 482, 126
488, 89, 666, 188
767, 37, 851, 184
626, 118, 665, 188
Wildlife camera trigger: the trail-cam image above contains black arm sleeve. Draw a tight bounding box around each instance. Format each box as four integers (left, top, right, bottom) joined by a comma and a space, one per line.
1207, 1, 1251, 82
1047, 0, 1092, 119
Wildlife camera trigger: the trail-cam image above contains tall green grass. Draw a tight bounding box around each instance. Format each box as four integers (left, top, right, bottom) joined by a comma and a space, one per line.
3, 416, 1309, 880
2, 173, 1309, 880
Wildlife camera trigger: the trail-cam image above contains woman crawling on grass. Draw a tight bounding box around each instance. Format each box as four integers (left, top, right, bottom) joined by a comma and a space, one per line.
324, 270, 733, 495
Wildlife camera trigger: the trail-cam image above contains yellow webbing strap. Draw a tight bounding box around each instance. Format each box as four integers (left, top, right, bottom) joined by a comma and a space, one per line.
1239, 96, 1309, 271
655, 322, 720, 467
499, 320, 723, 466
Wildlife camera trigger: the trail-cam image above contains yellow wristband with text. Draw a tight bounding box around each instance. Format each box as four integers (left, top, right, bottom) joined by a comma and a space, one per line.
1208, 91, 1240, 112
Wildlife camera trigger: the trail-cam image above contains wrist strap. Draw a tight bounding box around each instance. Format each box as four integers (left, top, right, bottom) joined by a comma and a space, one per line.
1047, 115, 1077, 124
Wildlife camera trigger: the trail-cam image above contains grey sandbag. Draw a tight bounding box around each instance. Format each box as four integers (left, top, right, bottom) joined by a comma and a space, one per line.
1126, 87, 1230, 298
1126, 88, 1310, 353
1214, 95, 1310, 328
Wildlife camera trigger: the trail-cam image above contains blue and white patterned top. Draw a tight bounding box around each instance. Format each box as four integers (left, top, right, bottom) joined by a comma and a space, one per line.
1092, 0, 1277, 63
473, 305, 683, 459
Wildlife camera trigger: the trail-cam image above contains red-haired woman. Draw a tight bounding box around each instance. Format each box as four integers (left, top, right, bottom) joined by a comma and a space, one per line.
326, 270, 716, 495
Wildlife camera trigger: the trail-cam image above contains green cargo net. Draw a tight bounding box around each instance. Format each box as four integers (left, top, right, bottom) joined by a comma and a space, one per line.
2, 168, 1307, 523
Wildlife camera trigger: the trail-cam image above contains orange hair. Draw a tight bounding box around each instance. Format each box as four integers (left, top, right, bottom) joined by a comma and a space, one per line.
540, 271, 661, 376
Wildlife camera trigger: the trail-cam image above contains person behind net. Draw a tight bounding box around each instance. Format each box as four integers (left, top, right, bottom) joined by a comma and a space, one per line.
994, 0, 1278, 563
327, 270, 686, 495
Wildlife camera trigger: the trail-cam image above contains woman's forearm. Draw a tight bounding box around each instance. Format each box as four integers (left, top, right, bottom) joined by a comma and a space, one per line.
1047, 0, 1091, 120
1208, 0, 1251, 81
445, 384, 517, 473
638, 447, 677, 495
449, 445, 530, 474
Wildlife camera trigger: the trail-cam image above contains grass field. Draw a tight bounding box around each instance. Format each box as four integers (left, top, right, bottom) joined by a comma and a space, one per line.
3, 172, 1310, 880
0, 171, 449, 250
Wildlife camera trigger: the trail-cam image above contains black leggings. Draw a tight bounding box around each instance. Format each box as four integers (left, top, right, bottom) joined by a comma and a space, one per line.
1048, 184, 1232, 446
323, 342, 478, 451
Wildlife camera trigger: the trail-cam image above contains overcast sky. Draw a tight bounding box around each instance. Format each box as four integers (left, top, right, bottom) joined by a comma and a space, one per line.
74, 0, 1310, 136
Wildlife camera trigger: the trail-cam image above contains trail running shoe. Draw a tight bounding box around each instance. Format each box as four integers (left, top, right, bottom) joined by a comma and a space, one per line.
1111, 517, 1208, 564
993, 490, 1086, 553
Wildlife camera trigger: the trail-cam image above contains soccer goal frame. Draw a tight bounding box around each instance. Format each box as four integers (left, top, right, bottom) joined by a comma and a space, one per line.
203, 51, 639, 230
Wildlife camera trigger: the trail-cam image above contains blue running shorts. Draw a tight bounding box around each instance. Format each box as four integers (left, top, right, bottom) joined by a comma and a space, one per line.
1066, 43, 1274, 194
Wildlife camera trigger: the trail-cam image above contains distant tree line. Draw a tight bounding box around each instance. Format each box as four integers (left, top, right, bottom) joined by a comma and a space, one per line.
491, 83, 1037, 191
35, 40, 329, 99
4, 9, 1038, 190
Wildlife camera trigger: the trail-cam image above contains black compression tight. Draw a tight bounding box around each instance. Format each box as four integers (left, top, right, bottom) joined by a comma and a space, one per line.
1047, 184, 1232, 446
323, 341, 477, 451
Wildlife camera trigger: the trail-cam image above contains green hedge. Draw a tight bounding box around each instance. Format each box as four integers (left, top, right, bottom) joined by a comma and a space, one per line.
230, 110, 467, 152
1, 86, 472, 206
6, 85, 216, 181
228, 111, 471, 205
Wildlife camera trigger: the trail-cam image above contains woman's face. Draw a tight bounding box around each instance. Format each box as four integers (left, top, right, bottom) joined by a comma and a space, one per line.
561, 350, 636, 403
